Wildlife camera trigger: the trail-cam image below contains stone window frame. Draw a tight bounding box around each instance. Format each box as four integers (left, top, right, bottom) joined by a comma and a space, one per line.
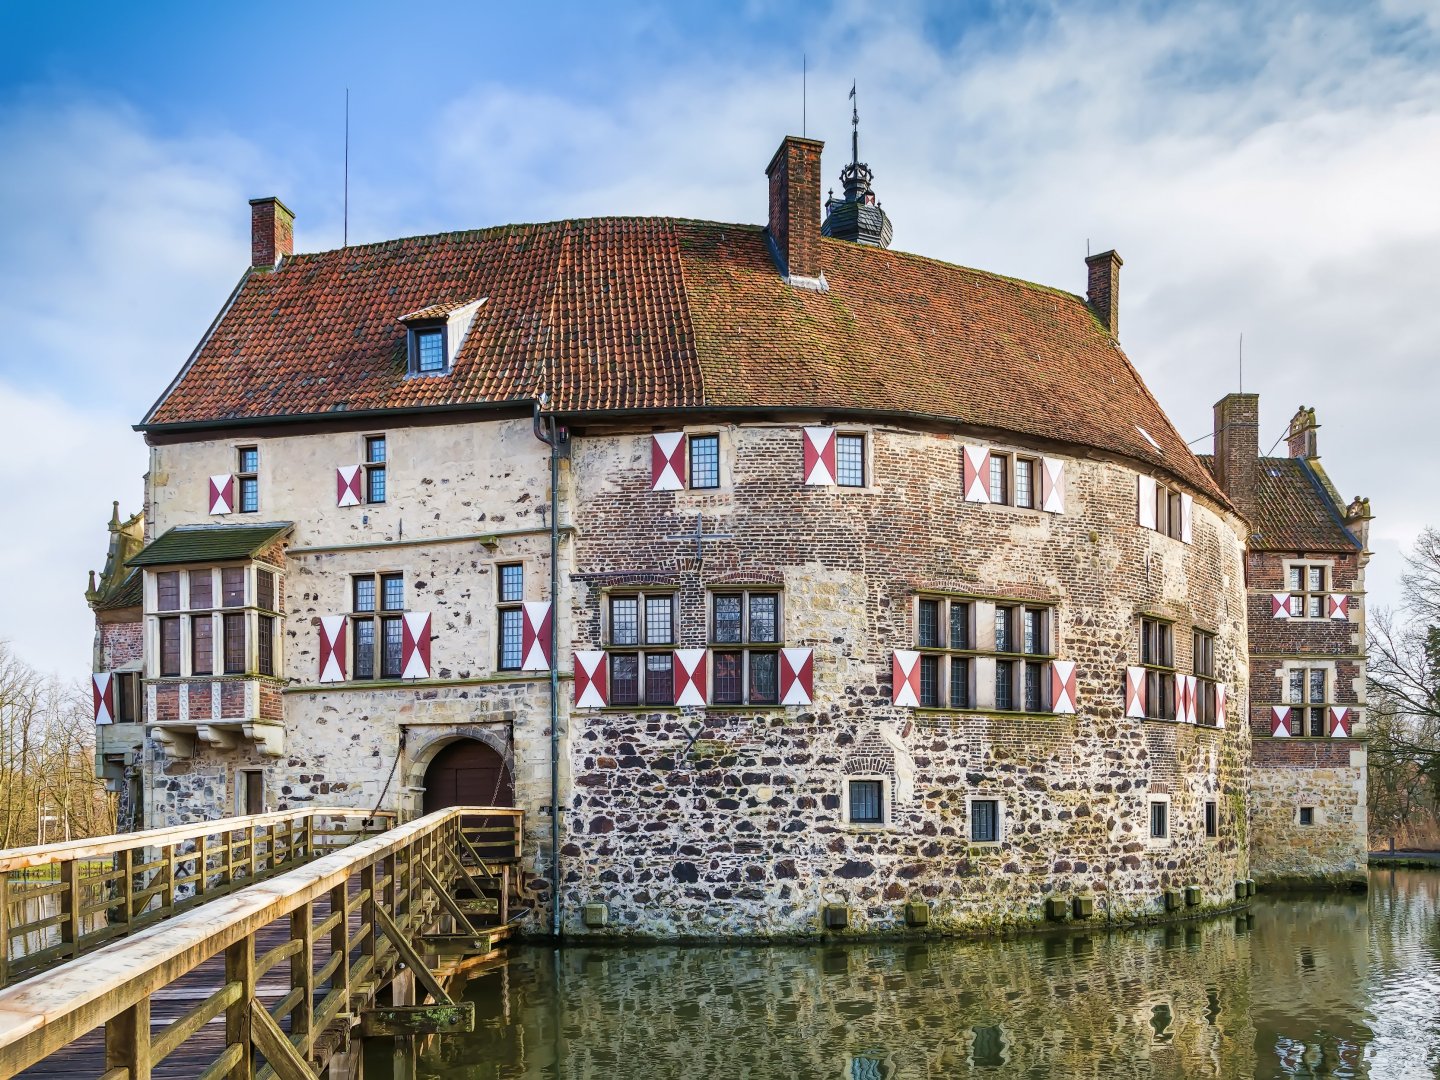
1147, 793, 1172, 846
235, 444, 260, 515
983, 450, 1044, 512
833, 429, 871, 488
363, 433, 388, 505
1204, 799, 1218, 839
1298, 805, 1317, 826
1283, 558, 1335, 620
145, 562, 280, 681
1277, 659, 1337, 738
602, 589, 678, 707
914, 593, 1057, 714
1139, 616, 1177, 721
707, 588, 784, 706
496, 562, 526, 671
235, 767, 266, 816
350, 570, 406, 680
1151, 480, 1185, 541
966, 794, 1006, 846
843, 774, 891, 829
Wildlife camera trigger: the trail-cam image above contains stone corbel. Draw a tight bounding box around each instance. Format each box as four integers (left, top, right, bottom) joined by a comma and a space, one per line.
150, 724, 195, 760
196, 724, 241, 752
244, 721, 286, 758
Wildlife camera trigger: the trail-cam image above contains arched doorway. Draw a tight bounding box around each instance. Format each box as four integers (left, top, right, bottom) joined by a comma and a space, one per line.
422, 738, 515, 814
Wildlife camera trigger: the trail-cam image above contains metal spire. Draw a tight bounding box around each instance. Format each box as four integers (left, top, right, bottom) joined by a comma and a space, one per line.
850, 80, 859, 167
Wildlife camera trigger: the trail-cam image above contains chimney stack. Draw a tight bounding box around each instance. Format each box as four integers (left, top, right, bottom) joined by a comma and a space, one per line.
1212, 393, 1260, 505
765, 136, 826, 289
249, 196, 295, 269
1287, 406, 1319, 459
1086, 250, 1122, 337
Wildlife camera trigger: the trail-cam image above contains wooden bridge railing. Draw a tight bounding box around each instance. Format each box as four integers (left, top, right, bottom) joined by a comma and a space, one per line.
0, 808, 393, 989
0, 807, 522, 1080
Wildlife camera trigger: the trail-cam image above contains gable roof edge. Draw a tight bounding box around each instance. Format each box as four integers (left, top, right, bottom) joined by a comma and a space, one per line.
138, 267, 255, 429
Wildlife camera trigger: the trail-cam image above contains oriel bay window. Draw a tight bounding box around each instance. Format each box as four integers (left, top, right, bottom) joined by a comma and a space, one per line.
148, 564, 281, 679
1140, 617, 1176, 720
607, 592, 676, 706
352, 572, 405, 680
710, 591, 781, 705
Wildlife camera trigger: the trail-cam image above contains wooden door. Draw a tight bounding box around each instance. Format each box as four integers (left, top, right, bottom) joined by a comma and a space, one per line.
422, 739, 514, 814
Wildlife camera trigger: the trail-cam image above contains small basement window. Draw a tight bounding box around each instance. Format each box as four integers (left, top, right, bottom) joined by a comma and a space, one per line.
1299, 806, 1315, 826
1149, 799, 1169, 841
847, 779, 885, 825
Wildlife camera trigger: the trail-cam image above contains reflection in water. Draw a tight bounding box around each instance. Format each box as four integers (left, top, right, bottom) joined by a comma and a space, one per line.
423, 870, 1440, 1079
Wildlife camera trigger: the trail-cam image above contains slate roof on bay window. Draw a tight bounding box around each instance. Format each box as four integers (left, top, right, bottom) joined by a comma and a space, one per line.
128, 523, 294, 567
143, 217, 1223, 501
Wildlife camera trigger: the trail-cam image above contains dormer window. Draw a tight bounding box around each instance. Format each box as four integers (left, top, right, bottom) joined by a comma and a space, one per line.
399, 297, 484, 378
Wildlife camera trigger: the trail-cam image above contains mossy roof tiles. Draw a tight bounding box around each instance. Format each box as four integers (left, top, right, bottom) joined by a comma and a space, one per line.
1197, 454, 1358, 552
144, 216, 1222, 501
128, 523, 294, 567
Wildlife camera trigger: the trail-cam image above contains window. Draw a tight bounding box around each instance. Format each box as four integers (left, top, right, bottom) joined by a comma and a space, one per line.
915, 596, 1054, 711
222, 613, 246, 674
1299, 806, 1315, 826
970, 798, 1000, 843
413, 327, 446, 374
988, 453, 1009, 504
1204, 800, 1218, 838
607, 592, 676, 706
156, 571, 180, 611
257, 615, 275, 677
496, 563, 525, 670
1149, 799, 1169, 840
237, 446, 259, 514
1151, 482, 1185, 540
237, 770, 265, 816
688, 433, 720, 489
192, 615, 214, 675
986, 453, 1042, 509
709, 590, 781, 705
1140, 618, 1176, 720
113, 672, 142, 723
352, 572, 404, 680
365, 435, 387, 504
1014, 457, 1035, 509
221, 567, 245, 607
1288, 563, 1330, 619
1288, 667, 1328, 737
835, 433, 866, 487
847, 779, 885, 825
150, 563, 281, 679
1194, 629, 1217, 726
256, 569, 275, 612
159, 617, 182, 677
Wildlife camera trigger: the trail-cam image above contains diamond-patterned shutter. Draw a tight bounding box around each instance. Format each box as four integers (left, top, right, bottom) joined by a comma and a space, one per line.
1136, 476, 1157, 530
400, 613, 431, 679
1271, 705, 1292, 737
892, 651, 921, 706
1124, 666, 1147, 718
1050, 660, 1077, 714
92, 673, 114, 725
318, 616, 348, 683
1329, 706, 1351, 738
962, 446, 991, 503
651, 432, 685, 491
520, 602, 553, 671
803, 428, 837, 486
574, 651, 608, 708
337, 465, 362, 507
1271, 593, 1295, 619
209, 475, 236, 516
674, 649, 707, 706
1216, 683, 1228, 728
1328, 594, 1350, 620
1180, 493, 1194, 544
1182, 674, 1199, 723
780, 648, 814, 705
1040, 459, 1065, 514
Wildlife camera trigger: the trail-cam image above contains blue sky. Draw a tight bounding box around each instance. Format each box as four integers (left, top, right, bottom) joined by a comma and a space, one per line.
1, 0, 1437, 674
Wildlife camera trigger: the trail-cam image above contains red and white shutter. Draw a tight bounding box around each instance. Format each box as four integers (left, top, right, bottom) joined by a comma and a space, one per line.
1271, 705, 1292, 737
1271, 593, 1295, 619
803, 428, 837, 486
1329, 706, 1351, 738
92, 673, 114, 725
520, 602, 553, 671
1040, 459, 1065, 514
1328, 594, 1350, 620
337, 465, 363, 507
209, 474, 236, 515
1124, 666, 1147, 718
1182, 675, 1199, 724
574, 651, 608, 708
780, 648, 814, 705
400, 613, 432, 679
1050, 660, 1077, 714
1215, 683, 1228, 728
318, 616, 348, 683
1180, 493, 1194, 544
962, 446, 991, 503
1136, 476, 1157, 530
892, 651, 921, 706
651, 432, 686, 491
674, 649, 707, 706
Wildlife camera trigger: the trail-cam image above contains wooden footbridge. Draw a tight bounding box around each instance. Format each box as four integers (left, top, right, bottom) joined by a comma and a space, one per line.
0, 806, 526, 1079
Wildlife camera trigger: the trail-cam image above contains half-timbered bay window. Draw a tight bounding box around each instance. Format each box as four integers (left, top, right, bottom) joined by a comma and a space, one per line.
607, 592, 676, 706
710, 590, 781, 705
1140, 617, 1176, 720
1193, 629, 1217, 726
352, 573, 405, 680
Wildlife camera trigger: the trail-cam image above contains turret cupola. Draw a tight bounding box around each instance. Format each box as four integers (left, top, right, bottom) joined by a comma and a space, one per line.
821, 83, 894, 249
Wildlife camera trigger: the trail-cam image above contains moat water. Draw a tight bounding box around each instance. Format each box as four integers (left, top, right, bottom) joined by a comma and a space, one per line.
423, 869, 1440, 1079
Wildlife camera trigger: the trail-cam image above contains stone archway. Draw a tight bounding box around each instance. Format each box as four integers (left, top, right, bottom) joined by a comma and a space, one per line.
420, 738, 514, 814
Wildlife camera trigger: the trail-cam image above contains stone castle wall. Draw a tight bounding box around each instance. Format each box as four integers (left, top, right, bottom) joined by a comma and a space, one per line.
558, 421, 1252, 936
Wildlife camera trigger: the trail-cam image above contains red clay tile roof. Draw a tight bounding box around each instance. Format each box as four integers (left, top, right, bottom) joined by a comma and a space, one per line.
1197, 454, 1358, 551
143, 217, 1222, 501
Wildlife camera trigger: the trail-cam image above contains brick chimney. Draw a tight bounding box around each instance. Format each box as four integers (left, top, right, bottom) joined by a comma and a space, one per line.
1212, 393, 1260, 504
1086, 250, 1122, 337
249, 196, 294, 269
765, 136, 826, 288
1287, 405, 1319, 459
